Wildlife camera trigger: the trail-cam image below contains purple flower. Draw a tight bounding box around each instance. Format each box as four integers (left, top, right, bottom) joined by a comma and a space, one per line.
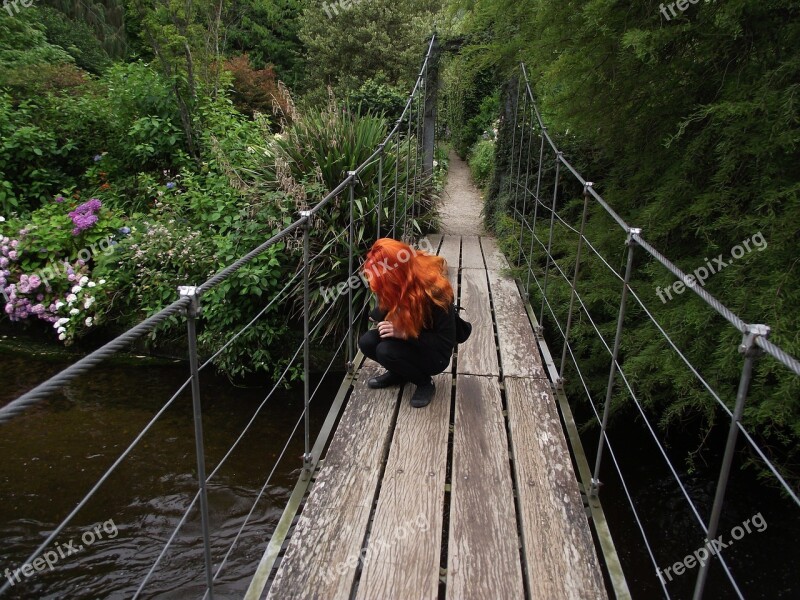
55, 195, 65, 203
166, 182, 176, 189
69, 199, 102, 236
94, 155, 103, 162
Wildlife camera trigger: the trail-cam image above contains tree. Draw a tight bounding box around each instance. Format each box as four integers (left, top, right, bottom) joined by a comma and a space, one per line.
298, 0, 440, 98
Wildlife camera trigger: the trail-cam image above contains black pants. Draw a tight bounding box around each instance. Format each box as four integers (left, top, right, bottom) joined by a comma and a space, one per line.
358, 330, 450, 386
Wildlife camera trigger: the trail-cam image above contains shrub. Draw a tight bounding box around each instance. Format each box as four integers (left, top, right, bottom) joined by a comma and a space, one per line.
224, 54, 293, 122
468, 139, 495, 189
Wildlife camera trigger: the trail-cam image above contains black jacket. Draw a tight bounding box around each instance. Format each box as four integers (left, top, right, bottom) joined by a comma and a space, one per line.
369, 301, 456, 361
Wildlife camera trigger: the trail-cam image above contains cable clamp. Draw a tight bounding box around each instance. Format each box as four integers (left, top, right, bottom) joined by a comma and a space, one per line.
626, 227, 642, 247
178, 286, 201, 317
739, 324, 770, 357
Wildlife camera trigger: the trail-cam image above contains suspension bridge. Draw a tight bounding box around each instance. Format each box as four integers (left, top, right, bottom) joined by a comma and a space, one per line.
1, 35, 798, 600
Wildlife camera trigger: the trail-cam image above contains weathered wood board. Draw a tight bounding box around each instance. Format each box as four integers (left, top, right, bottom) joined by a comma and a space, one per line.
265, 362, 399, 600
480, 236, 510, 271
447, 375, 525, 600
457, 269, 499, 376
423, 233, 442, 254
437, 234, 461, 272
505, 376, 608, 600
488, 269, 547, 379
459, 235, 485, 269
355, 373, 452, 600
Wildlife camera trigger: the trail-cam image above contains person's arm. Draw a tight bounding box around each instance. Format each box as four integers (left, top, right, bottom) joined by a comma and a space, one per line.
415, 303, 456, 352
369, 304, 387, 322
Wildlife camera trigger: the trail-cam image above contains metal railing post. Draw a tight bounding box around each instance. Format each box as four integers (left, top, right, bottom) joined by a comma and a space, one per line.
346, 172, 356, 373
692, 324, 769, 599
590, 227, 640, 497
393, 124, 400, 238
179, 285, 215, 600
539, 153, 562, 326
518, 105, 534, 267
525, 128, 547, 299
512, 92, 528, 258
507, 77, 521, 217
403, 108, 412, 241
558, 182, 592, 385
377, 146, 384, 238
412, 82, 422, 240
300, 211, 313, 478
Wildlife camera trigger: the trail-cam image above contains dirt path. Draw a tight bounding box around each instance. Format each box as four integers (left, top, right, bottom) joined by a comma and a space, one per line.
438, 150, 485, 235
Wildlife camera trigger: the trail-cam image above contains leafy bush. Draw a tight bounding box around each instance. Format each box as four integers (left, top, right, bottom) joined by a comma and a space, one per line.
468, 139, 495, 189
37, 6, 112, 74
344, 75, 407, 121
0, 94, 78, 213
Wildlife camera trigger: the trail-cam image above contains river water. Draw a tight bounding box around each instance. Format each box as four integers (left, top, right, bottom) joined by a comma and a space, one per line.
0, 348, 337, 599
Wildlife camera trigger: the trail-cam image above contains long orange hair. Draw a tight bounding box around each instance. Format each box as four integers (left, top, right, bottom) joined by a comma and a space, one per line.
362, 238, 454, 339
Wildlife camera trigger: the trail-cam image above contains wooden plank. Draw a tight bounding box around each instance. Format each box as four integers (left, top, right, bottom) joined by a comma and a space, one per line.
457, 269, 499, 376
437, 234, 461, 270
480, 236, 510, 271
447, 375, 525, 600
488, 270, 547, 379
355, 372, 451, 600
460, 235, 484, 269
266, 362, 399, 600
505, 377, 608, 600
423, 233, 442, 254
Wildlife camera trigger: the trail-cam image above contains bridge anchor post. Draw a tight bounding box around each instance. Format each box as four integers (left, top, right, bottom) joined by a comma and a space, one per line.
692, 323, 769, 600
300, 211, 314, 478
589, 227, 641, 498
179, 284, 215, 600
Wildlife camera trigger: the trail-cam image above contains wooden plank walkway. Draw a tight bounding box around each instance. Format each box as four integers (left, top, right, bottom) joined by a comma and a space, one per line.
264, 234, 608, 600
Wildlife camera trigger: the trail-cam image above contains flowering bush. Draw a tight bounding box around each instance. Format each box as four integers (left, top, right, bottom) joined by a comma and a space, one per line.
50, 272, 109, 344
94, 217, 218, 334
1, 192, 124, 343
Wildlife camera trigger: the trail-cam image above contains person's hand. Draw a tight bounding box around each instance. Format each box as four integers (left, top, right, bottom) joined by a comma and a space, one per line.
377, 320, 406, 339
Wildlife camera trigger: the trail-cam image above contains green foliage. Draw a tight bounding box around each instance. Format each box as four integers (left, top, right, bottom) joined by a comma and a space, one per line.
0, 10, 74, 67
440, 55, 499, 157
0, 94, 78, 213
225, 0, 304, 87
298, 0, 439, 99
467, 139, 494, 188
37, 6, 112, 73
345, 75, 408, 122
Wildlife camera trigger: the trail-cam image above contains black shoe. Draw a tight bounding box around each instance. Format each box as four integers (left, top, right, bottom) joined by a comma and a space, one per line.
410, 380, 435, 408
368, 370, 405, 389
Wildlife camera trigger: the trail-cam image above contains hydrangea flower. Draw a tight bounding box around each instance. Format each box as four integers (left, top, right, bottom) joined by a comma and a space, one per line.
69, 199, 102, 236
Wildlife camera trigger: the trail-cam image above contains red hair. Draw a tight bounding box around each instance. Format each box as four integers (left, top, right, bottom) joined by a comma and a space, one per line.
362, 238, 454, 339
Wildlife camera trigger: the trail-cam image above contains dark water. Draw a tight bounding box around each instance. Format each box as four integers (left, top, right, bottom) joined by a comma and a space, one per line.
582, 410, 800, 599
0, 350, 338, 599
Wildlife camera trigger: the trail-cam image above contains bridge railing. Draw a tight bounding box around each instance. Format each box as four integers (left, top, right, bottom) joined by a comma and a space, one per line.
505, 62, 799, 599
0, 36, 438, 600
